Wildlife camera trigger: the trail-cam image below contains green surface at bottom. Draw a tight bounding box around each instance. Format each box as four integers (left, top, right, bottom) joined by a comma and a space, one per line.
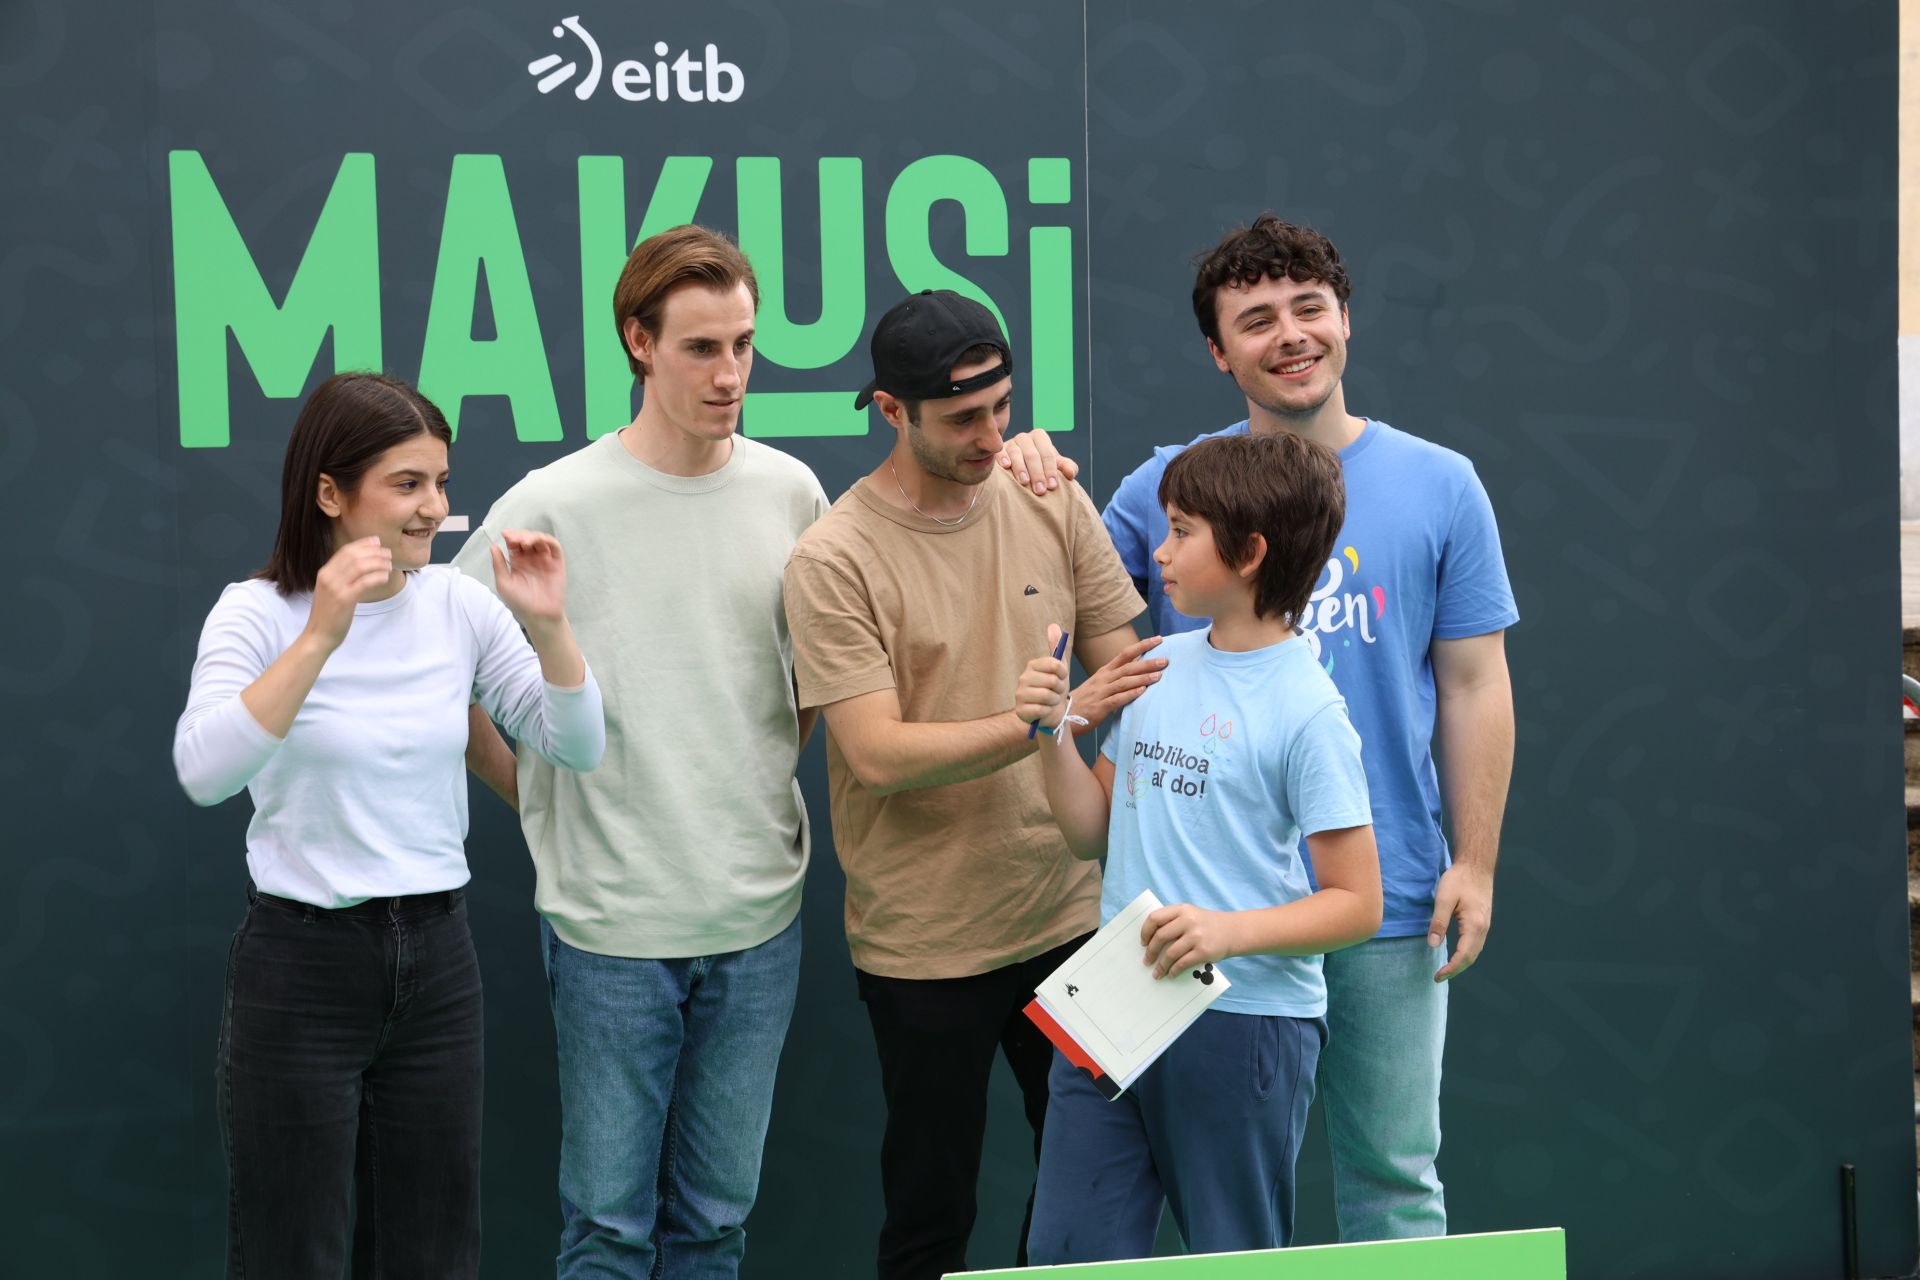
952, 1228, 1565, 1278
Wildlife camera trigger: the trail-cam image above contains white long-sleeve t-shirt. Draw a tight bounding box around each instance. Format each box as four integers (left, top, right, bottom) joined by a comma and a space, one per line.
173, 566, 605, 906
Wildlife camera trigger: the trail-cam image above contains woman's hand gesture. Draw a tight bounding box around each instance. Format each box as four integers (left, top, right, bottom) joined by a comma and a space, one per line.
491, 530, 569, 634
305, 536, 393, 651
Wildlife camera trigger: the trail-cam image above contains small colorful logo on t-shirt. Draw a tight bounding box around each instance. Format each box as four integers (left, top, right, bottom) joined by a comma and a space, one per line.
1199, 711, 1233, 756
1299, 545, 1385, 674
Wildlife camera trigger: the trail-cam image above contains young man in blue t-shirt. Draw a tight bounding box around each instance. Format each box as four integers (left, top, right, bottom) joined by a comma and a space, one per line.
1099, 215, 1519, 1241
1012, 431, 1383, 1260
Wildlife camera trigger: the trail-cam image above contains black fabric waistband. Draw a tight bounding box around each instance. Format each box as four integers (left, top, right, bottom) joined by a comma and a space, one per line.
251, 886, 464, 919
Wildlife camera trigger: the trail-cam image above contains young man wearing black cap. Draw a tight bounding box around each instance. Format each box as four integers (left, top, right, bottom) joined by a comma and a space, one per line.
782, 290, 1165, 1280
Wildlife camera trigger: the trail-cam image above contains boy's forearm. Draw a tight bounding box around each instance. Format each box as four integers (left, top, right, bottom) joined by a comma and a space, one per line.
1037, 738, 1109, 859
1226, 888, 1382, 958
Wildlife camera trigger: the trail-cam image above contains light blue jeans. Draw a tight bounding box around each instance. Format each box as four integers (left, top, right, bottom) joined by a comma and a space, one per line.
542, 912, 801, 1279
1318, 934, 1449, 1240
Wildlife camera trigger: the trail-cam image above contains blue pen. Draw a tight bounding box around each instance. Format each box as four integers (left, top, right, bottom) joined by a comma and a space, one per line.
1028, 629, 1071, 739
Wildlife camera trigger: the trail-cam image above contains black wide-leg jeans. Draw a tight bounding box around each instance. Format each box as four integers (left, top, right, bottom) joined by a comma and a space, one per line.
218, 886, 484, 1278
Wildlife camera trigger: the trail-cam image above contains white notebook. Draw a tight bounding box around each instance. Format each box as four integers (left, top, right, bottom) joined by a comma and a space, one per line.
1025, 890, 1230, 1098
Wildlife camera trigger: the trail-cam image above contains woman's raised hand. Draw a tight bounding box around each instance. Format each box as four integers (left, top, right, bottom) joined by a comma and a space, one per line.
491, 530, 568, 632
305, 536, 393, 650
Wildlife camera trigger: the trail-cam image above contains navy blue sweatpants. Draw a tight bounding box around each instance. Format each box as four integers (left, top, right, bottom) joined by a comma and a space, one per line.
1026, 1009, 1325, 1263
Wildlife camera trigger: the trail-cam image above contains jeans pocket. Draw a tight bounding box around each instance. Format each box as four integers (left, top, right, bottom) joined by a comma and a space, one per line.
1250, 1016, 1280, 1102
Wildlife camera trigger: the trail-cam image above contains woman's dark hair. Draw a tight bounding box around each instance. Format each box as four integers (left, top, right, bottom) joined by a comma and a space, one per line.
256, 372, 453, 594
1158, 433, 1345, 625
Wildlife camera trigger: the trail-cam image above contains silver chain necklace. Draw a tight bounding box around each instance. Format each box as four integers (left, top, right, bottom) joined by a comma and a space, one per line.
889, 458, 981, 526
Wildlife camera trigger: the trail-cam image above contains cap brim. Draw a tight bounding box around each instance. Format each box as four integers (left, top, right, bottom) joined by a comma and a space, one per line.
854, 379, 879, 409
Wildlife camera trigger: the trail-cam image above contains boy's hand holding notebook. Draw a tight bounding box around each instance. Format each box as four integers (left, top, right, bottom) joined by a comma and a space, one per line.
1023, 890, 1230, 1099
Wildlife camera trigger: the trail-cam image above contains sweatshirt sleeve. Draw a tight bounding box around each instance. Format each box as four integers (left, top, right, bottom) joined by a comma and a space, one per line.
459, 579, 606, 772
172, 584, 288, 806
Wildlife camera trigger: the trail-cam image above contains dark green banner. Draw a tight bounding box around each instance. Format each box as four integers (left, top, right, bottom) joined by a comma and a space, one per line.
0, 2, 1905, 1276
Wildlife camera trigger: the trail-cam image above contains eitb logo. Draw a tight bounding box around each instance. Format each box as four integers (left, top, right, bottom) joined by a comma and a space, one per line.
527, 16, 744, 102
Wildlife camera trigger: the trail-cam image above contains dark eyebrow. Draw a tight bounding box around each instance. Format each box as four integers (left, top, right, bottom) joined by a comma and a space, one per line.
1232, 301, 1276, 326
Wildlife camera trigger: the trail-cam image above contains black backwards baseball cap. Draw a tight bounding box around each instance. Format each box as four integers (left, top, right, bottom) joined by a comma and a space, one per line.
854, 289, 1014, 410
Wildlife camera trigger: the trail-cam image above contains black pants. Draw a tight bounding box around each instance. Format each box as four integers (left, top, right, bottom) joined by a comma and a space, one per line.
855, 934, 1090, 1280
218, 886, 484, 1278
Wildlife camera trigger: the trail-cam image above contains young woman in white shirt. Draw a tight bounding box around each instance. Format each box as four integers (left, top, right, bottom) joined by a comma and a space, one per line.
173, 372, 605, 1278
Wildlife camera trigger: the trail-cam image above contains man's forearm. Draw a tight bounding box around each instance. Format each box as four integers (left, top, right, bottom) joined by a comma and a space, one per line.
857, 711, 1038, 796
1436, 679, 1514, 875
466, 703, 520, 812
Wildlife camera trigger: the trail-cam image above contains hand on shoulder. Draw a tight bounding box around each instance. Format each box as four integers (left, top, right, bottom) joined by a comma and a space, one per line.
995, 428, 1080, 497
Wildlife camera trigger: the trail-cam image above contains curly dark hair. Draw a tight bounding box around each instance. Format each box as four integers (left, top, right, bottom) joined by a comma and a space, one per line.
1191, 214, 1352, 347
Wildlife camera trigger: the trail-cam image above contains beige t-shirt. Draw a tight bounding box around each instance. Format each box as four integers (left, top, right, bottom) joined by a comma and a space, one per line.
454, 431, 829, 959
784, 469, 1145, 979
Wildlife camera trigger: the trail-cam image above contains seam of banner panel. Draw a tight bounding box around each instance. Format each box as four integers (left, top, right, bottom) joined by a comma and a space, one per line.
1081, 0, 1094, 479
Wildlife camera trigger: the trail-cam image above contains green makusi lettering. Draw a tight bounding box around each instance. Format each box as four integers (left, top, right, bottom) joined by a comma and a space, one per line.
170, 151, 382, 448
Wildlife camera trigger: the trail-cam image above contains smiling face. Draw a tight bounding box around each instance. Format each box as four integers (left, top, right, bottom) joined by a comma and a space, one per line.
625, 280, 756, 449
1207, 274, 1350, 422
319, 432, 450, 576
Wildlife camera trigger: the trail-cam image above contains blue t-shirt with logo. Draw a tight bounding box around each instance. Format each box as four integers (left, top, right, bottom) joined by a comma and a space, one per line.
1103, 418, 1518, 938
1097, 629, 1372, 1017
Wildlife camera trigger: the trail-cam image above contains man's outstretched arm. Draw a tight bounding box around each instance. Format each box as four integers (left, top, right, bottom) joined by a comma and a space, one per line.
820, 689, 1034, 797
819, 623, 1162, 797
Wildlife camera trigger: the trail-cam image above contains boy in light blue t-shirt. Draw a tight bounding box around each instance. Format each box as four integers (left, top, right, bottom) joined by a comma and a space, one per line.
1012, 432, 1383, 1262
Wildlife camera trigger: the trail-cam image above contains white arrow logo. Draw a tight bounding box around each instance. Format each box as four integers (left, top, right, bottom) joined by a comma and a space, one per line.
527, 16, 603, 99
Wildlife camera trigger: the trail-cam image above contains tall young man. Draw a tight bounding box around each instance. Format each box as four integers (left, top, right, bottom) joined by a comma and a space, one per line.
453, 226, 828, 1278
1100, 216, 1518, 1241
782, 290, 1164, 1280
